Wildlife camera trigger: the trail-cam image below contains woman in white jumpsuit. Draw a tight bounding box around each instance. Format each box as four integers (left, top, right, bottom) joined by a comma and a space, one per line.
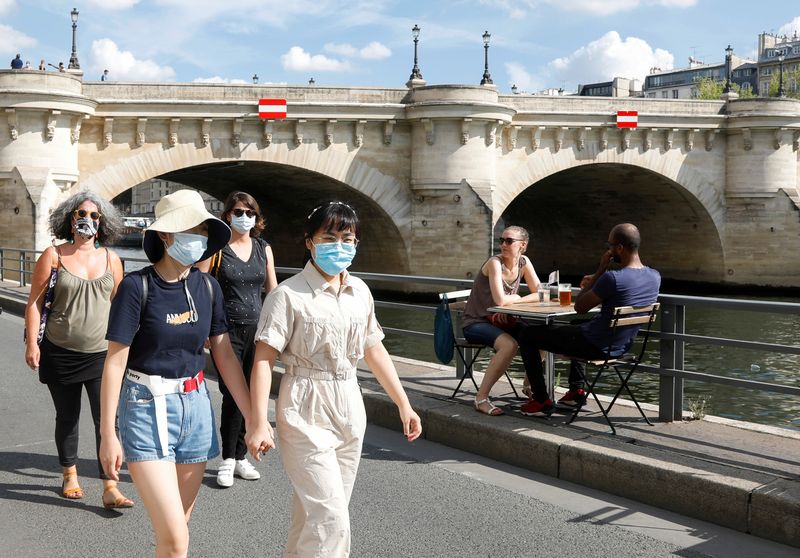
246, 201, 422, 557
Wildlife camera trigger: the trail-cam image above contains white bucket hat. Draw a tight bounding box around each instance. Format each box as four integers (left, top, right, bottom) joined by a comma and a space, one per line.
142, 189, 230, 263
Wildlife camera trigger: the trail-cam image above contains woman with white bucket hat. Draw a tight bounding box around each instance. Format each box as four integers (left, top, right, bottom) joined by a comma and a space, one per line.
99, 189, 273, 557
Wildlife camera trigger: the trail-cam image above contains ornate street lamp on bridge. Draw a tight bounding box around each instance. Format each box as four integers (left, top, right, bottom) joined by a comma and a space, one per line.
723, 45, 733, 95
68, 8, 80, 70
480, 30, 493, 85
409, 24, 423, 81
252, 74, 258, 84
777, 53, 787, 98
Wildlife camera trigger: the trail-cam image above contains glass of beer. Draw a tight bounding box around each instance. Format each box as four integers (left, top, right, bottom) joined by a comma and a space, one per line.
558, 283, 572, 306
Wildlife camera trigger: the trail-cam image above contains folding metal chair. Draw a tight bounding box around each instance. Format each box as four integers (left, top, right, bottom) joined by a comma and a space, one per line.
439, 291, 520, 400
567, 303, 660, 434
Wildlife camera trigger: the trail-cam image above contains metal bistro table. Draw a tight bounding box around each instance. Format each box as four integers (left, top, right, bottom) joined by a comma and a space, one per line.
488, 300, 590, 402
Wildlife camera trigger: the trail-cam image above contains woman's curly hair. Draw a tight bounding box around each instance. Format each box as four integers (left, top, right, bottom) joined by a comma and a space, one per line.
48, 190, 124, 245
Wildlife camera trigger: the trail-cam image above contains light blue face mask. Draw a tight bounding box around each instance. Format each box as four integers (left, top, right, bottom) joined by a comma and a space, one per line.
230, 214, 256, 234
165, 232, 208, 266
312, 241, 357, 276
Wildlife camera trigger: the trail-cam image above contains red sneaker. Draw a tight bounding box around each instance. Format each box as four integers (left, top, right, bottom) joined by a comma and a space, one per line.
519, 399, 555, 417
558, 389, 587, 407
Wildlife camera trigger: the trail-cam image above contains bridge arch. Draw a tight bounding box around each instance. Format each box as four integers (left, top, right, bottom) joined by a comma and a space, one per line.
495, 155, 727, 284
76, 143, 412, 273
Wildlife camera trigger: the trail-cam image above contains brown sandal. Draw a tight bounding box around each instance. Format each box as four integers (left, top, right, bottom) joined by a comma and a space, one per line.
61, 472, 84, 500
102, 486, 134, 509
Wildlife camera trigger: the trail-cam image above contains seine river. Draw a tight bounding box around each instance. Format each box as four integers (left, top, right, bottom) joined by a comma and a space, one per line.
115, 247, 800, 432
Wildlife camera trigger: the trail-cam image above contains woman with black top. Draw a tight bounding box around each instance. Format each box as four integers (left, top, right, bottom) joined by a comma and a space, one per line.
197, 191, 277, 487
99, 190, 272, 557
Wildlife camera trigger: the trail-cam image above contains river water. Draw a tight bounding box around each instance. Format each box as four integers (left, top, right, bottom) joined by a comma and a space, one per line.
115, 247, 800, 431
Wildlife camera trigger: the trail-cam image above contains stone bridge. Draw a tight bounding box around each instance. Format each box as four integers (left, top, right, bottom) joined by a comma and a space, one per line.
1, 70, 799, 287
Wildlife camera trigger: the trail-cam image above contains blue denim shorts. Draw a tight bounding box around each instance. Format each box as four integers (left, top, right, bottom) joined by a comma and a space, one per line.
118, 375, 220, 464
463, 320, 520, 347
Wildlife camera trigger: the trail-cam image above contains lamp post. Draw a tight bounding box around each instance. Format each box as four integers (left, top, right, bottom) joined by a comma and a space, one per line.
309, 77, 315, 85
408, 25, 423, 81
68, 8, 80, 70
723, 45, 733, 94
480, 30, 493, 85
252, 74, 259, 84
778, 53, 786, 97
511, 84, 518, 94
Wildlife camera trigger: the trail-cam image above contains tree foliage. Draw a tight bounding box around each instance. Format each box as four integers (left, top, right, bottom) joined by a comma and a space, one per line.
767, 68, 800, 99
693, 77, 755, 100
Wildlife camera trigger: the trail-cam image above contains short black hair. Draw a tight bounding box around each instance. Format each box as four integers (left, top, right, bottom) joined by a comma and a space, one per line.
304, 201, 359, 240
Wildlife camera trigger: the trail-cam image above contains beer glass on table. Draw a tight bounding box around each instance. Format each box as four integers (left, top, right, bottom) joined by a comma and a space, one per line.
558, 283, 572, 306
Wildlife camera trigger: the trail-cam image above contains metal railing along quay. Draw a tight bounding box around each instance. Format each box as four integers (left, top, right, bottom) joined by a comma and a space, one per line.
3, 246, 799, 424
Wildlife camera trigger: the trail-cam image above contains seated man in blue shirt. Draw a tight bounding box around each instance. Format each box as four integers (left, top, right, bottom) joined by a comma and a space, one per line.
519, 223, 661, 416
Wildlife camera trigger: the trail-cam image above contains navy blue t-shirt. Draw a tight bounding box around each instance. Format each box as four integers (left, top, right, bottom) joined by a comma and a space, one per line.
106, 267, 228, 379
581, 266, 661, 356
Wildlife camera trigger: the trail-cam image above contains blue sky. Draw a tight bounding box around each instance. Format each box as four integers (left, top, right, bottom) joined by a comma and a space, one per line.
1, 1, 799, 93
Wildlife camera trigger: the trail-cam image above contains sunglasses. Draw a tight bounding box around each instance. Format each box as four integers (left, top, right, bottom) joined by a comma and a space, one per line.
498, 237, 523, 245
73, 209, 101, 221
231, 208, 256, 218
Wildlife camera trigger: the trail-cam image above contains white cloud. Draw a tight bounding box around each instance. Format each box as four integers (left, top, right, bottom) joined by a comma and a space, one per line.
505, 61, 538, 91
359, 42, 391, 60
481, 0, 697, 17
83, 0, 140, 8
0, 0, 15, 15
281, 46, 350, 72
548, 31, 673, 86
193, 76, 248, 84
324, 43, 358, 57
89, 39, 175, 81
0, 24, 36, 56
324, 41, 391, 60
778, 16, 800, 38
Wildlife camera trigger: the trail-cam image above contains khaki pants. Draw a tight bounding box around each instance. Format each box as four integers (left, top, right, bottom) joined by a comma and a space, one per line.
277, 370, 366, 557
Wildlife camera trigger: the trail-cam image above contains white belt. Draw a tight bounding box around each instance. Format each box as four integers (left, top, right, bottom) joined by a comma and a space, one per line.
125, 369, 204, 457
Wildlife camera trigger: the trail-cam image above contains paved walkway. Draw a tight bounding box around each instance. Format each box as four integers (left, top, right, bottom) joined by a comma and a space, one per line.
2, 282, 798, 549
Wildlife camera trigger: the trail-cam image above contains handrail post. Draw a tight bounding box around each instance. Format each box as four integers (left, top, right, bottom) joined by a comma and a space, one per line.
0, 248, 4, 282
18, 251, 26, 287
659, 302, 685, 421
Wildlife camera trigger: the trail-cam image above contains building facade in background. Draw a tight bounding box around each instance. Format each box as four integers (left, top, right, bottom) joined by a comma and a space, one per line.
757, 31, 800, 95
643, 54, 757, 99
131, 179, 223, 216
578, 77, 642, 97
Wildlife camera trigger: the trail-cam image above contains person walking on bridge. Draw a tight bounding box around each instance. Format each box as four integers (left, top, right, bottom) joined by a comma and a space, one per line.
246, 200, 422, 557
24, 190, 133, 509
197, 191, 278, 488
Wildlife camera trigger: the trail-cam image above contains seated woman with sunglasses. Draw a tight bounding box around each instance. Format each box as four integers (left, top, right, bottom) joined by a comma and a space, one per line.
196, 191, 277, 487
24, 191, 134, 508
462, 226, 542, 416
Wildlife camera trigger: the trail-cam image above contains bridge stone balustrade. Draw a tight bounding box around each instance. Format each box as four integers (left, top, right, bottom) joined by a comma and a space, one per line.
1, 70, 799, 287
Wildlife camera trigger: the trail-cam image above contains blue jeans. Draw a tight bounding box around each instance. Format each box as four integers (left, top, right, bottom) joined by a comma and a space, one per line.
118, 375, 220, 464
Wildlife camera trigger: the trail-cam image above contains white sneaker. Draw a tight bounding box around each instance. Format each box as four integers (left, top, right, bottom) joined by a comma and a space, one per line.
216, 458, 235, 487
234, 458, 261, 480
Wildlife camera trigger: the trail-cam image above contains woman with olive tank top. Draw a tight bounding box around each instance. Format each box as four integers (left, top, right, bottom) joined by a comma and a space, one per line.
24, 190, 133, 509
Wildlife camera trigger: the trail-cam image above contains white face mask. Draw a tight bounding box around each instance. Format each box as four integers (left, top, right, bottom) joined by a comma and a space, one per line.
230, 214, 256, 234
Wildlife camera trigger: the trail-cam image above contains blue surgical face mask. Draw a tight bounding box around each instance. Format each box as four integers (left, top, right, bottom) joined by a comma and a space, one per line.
312, 240, 357, 276
165, 232, 208, 266
230, 214, 256, 234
